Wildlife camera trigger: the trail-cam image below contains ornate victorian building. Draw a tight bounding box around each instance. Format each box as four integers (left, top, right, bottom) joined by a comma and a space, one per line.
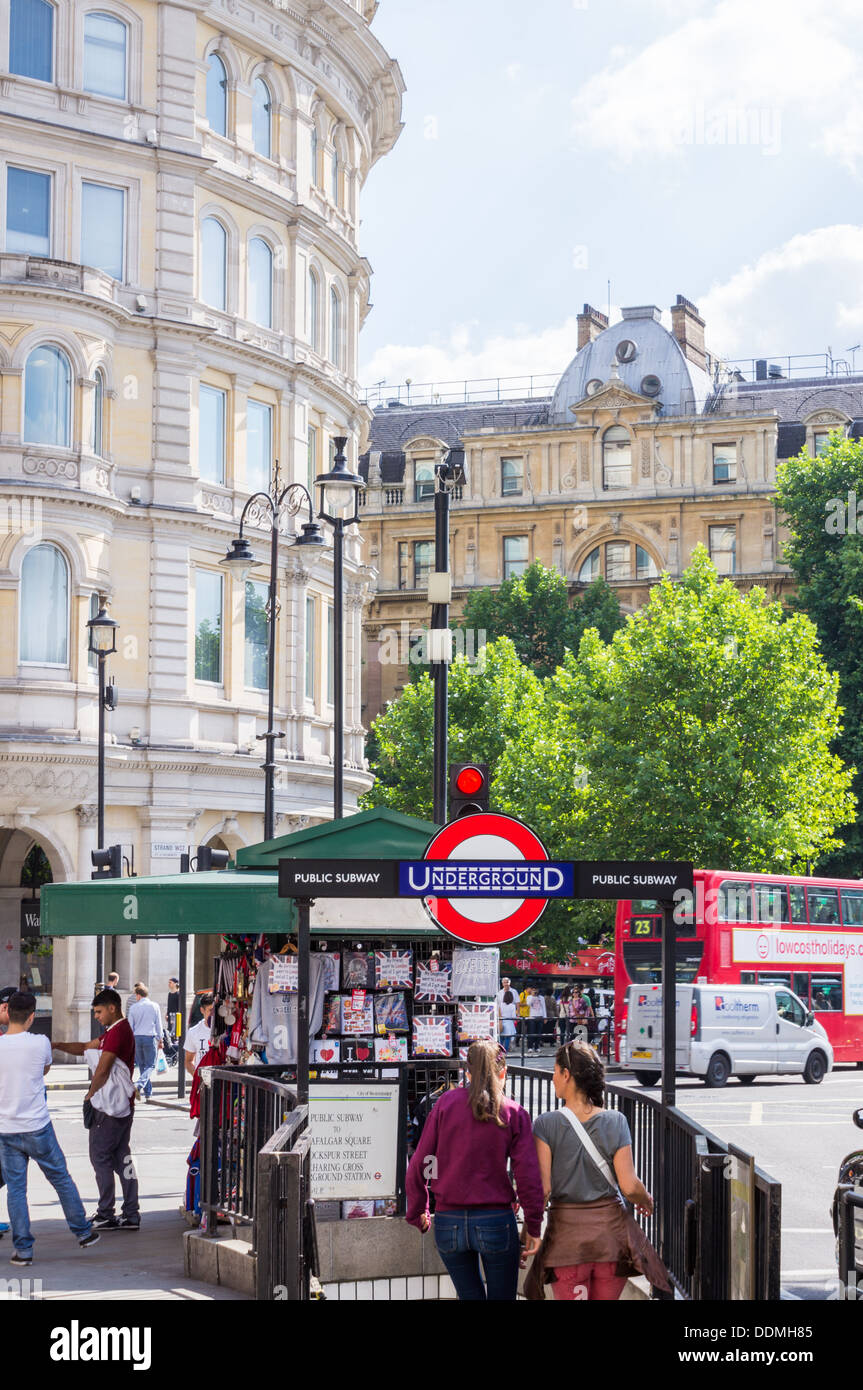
361, 298, 863, 717
0, 0, 403, 1037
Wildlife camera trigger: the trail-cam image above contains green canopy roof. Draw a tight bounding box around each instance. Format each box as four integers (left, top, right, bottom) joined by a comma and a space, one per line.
42, 808, 442, 939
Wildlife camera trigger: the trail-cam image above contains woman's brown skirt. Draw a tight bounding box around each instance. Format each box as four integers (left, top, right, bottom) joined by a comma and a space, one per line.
524, 1198, 671, 1300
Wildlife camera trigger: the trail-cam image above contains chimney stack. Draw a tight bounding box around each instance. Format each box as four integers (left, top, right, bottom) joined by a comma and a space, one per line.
577, 303, 609, 351
670, 294, 707, 371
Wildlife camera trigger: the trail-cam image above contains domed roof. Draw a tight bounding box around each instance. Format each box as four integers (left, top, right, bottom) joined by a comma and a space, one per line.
551, 305, 713, 424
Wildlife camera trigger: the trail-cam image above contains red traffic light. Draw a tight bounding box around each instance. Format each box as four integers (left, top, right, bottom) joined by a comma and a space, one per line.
455, 765, 484, 796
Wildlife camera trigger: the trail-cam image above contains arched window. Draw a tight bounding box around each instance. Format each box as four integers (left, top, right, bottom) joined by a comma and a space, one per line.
310, 125, 319, 184
24, 344, 71, 446
253, 78, 272, 159
329, 287, 341, 368
331, 146, 340, 204
201, 217, 227, 310
636, 546, 657, 579
414, 463, 434, 502
602, 425, 631, 490
248, 238, 273, 327
20, 543, 69, 665
83, 12, 127, 100
206, 53, 227, 136
308, 268, 319, 349
578, 547, 600, 583
92, 368, 104, 455
9, 0, 53, 83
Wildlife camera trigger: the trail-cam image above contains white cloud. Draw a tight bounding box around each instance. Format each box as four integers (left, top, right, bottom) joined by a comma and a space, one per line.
700, 225, 863, 359
360, 318, 583, 393
572, 0, 863, 168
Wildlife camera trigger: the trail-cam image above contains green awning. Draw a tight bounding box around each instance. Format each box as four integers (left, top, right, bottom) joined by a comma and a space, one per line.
41, 870, 288, 938
41, 808, 447, 941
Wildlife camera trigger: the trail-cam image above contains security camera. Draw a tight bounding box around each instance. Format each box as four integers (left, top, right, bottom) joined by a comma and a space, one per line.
146, 129, 158, 144
135, 294, 147, 312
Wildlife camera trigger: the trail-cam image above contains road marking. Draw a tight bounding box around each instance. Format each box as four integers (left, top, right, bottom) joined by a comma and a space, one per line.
750, 1102, 763, 1125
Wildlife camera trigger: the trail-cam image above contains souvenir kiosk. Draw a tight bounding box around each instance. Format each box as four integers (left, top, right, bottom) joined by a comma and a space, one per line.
40, 809, 502, 1292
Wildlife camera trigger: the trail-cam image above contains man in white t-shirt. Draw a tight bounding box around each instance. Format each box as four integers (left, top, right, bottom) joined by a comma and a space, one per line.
184, 993, 215, 1079
0, 991, 100, 1265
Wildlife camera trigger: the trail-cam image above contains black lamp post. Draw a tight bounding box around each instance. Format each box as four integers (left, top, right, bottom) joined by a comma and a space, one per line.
221, 464, 325, 842
86, 599, 118, 989
314, 437, 363, 820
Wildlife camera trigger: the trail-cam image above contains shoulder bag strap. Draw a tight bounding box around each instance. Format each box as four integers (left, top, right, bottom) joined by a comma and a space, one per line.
558, 1106, 621, 1194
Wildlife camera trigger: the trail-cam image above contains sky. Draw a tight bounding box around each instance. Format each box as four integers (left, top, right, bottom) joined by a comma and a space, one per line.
357, 0, 863, 392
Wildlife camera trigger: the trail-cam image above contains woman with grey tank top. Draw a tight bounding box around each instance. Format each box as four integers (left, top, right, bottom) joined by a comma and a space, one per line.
526, 1041, 656, 1301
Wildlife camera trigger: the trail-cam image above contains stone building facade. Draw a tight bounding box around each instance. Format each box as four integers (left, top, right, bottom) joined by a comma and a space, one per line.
361, 298, 863, 718
0, 0, 403, 1037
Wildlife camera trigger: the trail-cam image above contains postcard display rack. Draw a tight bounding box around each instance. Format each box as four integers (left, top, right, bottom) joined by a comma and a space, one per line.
210, 934, 501, 1220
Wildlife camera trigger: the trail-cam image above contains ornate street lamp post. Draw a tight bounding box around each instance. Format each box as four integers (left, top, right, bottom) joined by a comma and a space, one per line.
222, 464, 325, 841
314, 437, 363, 820
86, 600, 118, 988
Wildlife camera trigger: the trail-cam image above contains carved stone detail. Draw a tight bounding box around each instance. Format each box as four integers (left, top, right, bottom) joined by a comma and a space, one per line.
640, 439, 651, 477
23, 456, 78, 479
578, 441, 590, 483
201, 491, 233, 515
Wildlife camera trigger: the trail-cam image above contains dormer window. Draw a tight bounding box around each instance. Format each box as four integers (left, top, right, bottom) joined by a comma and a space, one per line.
501, 457, 523, 496
585, 379, 603, 396
602, 426, 631, 490
616, 339, 637, 363
712, 443, 737, 484
414, 462, 434, 501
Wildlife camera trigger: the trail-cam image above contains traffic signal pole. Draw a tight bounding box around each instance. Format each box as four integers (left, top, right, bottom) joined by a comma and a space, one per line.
432, 476, 450, 825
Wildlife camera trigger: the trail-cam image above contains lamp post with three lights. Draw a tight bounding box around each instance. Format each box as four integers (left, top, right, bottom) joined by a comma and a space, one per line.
221, 463, 325, 842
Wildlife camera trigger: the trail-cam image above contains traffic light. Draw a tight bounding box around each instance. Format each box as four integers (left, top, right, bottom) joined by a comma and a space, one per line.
196, 845, 230, 871
91, 845, 122, 879
449, 762, 490, 818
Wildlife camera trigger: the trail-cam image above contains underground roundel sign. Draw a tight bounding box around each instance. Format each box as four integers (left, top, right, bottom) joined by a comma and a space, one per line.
420, 813, 551, 946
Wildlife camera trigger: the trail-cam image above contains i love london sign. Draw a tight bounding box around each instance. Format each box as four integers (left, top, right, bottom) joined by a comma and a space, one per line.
278, 820, 693, 949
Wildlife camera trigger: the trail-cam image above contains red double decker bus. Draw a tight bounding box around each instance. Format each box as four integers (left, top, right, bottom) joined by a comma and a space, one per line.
614, 869, 863, 1064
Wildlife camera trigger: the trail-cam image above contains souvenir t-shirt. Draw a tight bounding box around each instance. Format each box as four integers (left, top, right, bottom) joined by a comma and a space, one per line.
184, 1018, 212, 1068
532, 1108, 631, 1204
0, 1031, 52, 1134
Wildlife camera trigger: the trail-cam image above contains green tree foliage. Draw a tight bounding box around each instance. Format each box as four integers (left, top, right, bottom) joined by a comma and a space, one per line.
364, 549, 855, 957
362, 638, 543, 821
499, 547, 854, 872
457, 561, 623, 677
775, 435, 863, 873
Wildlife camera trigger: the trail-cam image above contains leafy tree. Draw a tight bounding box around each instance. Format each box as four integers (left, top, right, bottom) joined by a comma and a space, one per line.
498, 547, 855, 872
362, 638, 543, 821
775, 435, 863, 874
457, 561, 622, 678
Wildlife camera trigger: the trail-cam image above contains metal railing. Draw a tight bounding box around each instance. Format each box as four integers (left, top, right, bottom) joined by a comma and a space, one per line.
505, 1066, 781, 1300
255, 1107, 313, 1300
361, 373, 559, 408
837, 1187, 863, 1301
199, 1067, 298, 1231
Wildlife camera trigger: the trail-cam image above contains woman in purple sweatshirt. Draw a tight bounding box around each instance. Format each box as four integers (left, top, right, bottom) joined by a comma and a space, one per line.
406, 1040, 544, 1300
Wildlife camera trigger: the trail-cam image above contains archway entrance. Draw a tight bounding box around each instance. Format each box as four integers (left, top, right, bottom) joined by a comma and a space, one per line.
0, 831, 55, 1037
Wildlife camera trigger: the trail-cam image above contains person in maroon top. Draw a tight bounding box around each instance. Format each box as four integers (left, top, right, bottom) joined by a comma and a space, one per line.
52, 988, 140, 1231
406, 1040, 543, 1300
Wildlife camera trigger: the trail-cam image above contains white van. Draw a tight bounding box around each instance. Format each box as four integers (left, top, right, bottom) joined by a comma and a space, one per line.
623, 983, 834, 1087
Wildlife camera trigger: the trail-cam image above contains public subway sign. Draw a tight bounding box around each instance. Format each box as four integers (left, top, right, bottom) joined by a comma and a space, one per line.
277, 834, 693, 948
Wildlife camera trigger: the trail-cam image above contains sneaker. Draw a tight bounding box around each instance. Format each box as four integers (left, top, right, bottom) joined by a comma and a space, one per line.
10, 1252, 32, 1266
88, 1214, 119, 1230
117, 1217, 140, 1231
79, 1231, 101, 1249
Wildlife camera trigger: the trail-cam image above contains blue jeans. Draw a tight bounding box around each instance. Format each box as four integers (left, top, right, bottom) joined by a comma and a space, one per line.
433, 1208, 521, 1301
134, 1035, 157, 1096
0, 1122, 91, 1257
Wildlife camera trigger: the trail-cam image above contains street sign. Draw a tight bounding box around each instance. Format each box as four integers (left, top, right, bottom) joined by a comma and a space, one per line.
574, 861, 694, 899
279, 860, 398, 898
399, 861, 573, 897
419, 813, 552, 946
